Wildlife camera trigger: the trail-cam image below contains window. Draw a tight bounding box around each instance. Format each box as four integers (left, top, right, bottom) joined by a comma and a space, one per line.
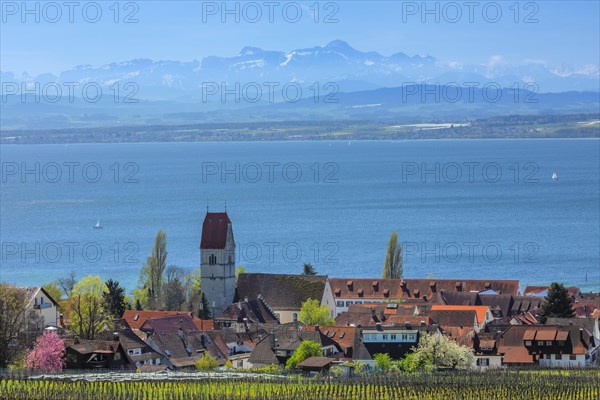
476, 358, 489, 366
382, 334, 387, 340
537, 341, 544, 346
555, 354, 562, 360
292, 313, 298, 322
569, 355, 577, 361
336, 301, 344, 307
209, 254, 217, 265
345, 301, 353, 307
391, 334, 397, 340
546, 341, 552, 346
525, 341, 532, 346
545, 354, 551, 359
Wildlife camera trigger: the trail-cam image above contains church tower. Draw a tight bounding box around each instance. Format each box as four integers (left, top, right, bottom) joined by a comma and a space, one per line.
200, 211, 236, 317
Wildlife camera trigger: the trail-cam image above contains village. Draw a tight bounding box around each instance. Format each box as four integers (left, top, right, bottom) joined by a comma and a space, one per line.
2, 211, 599, 376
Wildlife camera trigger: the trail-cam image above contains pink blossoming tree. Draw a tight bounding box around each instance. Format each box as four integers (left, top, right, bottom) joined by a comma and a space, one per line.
25, 331, 65, 372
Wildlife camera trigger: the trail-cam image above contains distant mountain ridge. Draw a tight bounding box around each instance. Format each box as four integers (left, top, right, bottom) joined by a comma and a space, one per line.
2, 40, 599, 101
2, 40, 599, 130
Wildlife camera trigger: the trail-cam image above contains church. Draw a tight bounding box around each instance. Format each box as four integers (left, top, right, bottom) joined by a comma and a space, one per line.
199, 211, 236, 316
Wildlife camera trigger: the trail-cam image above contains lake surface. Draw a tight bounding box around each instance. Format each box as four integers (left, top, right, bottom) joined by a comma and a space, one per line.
1, 139, 599, 293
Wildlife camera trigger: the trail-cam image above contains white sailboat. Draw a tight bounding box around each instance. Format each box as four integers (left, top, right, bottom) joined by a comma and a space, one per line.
552, 172, 558, 181
93, 219, 103, 229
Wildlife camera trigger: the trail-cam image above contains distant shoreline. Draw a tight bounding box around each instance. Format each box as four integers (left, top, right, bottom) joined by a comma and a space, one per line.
1, 113, 598, 145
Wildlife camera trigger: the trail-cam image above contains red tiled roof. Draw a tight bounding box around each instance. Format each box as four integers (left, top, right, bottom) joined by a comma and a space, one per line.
501, 346, 534, 364
523, 329, 536, 341
329, 278, 403, 299
402, 279, 520, 297
200, 212, 232, 249
140, 314, 198, 334
534, 329, 557, 341
431, 305, 490, 325
122, 310, 192, 330
302, 326, 356, 350
192, 318, 215, 331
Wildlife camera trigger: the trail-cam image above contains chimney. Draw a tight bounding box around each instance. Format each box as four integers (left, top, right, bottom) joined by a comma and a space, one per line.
269, 332, 276, 349
59, 313, 64, 327
376, 322, 383, 331
580, 328, 584, 342
113, 332, 119, 341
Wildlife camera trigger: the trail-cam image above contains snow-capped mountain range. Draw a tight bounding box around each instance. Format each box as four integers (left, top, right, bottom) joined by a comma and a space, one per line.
2, 40, 599, 100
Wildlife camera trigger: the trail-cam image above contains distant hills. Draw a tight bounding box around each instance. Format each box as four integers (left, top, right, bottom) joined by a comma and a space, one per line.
1, 40, 599, 130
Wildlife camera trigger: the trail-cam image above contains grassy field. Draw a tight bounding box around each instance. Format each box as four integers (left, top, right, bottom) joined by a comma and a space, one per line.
1, 369, 599, 399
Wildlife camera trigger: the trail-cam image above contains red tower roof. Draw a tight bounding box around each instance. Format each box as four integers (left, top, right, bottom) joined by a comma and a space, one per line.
200, 212, 232, 249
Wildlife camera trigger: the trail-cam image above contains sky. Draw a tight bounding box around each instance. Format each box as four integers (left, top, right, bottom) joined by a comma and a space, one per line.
1, 1, 599, 76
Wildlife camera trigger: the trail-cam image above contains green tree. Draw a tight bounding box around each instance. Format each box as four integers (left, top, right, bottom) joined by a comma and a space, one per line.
285, 340, 322, 369
198, 292, 211, 319
235, 266, 246, 282
132, 287, 149, 311
299, 298, 334, 326
103, 279, 127, 318
139, 230, 168, 309
163, 266, 186, 311
410, 333, 474, 370
382, 231, 403, 279
374, 353, 392, 372
538, 282, 575, 323
0, 284, 28, 368
302, 263, 317, 275
195, 351, 218, 371
69, 276, 109, 340
42, 282, 63, 303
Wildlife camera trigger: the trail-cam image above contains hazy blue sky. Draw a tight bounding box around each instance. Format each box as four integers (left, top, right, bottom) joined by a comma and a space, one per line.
1, 1, 599, 75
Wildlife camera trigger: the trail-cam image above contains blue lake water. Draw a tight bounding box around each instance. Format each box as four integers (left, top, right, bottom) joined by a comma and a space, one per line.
1, 139, 599, 293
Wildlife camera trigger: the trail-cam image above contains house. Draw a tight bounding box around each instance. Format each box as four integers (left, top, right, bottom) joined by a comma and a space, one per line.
117, 328, 163, 369
322, 278, 520, 318
140, 315, 227, 369
471, 333, 502, 369
247, 324, 339, 368
544, 318, 600, 365
498, 324, 596, 367
64, 338, 127, 369
200, 211, 236, 316
297, 356, 334, 375
523, 285, 581, 298
19, 286, 59, 333
430, 305, 493, 331
400, 279, 520, 299
216, 295, 279, 331
323, 278, 404, 317
301, 326, 357, 359
358, 322, 434, 361
121, 310, 213, 338
235, 273, 327, 323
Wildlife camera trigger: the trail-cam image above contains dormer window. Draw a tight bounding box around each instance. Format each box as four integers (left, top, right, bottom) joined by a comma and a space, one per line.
347, 281, 354, 291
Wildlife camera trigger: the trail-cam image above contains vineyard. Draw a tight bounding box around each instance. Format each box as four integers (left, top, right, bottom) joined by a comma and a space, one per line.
1, 369, 599, 400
